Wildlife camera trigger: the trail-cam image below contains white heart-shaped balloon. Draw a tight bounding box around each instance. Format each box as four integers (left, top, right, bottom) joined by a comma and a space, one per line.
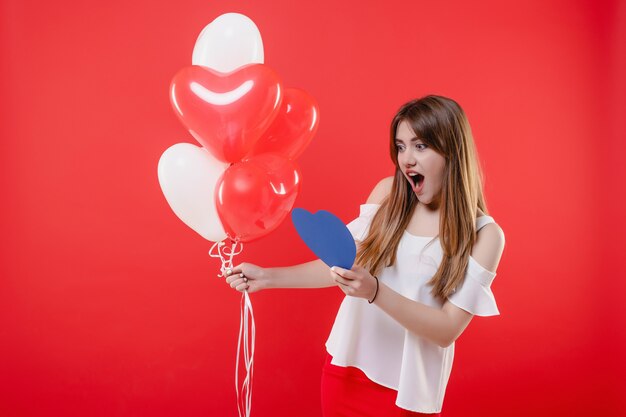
192, 13, 264, 73
158, 143, 229, 242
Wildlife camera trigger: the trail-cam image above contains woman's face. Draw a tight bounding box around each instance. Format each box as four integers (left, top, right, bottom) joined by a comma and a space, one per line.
395, 120, 446, 206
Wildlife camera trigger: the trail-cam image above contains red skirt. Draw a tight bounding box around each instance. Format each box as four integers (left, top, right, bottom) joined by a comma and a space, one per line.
321, 354, 441, 417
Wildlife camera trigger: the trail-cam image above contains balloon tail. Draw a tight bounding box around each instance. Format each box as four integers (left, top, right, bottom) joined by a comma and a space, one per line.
209, 239, 244, 277
208, 239, 254, 417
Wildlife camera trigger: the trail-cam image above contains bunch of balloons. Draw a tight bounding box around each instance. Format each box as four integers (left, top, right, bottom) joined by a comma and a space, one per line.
157, 14, 318, 417
158, 13, 319, 245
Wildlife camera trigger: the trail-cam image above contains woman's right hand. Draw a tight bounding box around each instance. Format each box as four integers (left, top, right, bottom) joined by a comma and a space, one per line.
224, 262, 268, 294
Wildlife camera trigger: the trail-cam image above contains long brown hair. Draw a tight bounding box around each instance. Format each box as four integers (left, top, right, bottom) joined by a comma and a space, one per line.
355, 95, 488, 299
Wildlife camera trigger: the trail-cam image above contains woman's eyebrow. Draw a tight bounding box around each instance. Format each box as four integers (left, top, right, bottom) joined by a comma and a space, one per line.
395, 137, 421, 142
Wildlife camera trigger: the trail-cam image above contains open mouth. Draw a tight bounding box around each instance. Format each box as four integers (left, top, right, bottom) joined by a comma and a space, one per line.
408, 173, 424, 189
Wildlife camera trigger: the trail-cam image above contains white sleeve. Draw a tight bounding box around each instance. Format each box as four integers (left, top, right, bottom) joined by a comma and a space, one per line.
447, 257, 500, 317
346, 204, 380, 242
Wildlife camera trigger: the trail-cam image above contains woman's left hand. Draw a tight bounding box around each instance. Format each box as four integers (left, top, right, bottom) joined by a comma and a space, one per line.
330, 265, 378, 302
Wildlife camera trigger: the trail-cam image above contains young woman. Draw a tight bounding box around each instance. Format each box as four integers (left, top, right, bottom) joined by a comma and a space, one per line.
224, 95, 505, 416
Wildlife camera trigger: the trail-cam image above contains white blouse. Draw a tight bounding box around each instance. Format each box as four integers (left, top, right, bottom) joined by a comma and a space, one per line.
325, 203, 500, 413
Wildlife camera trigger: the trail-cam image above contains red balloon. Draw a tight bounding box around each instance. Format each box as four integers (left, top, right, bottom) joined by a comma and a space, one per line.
215, 154, 301, 243
170, 64, 283, 163
246, 88, 320, 160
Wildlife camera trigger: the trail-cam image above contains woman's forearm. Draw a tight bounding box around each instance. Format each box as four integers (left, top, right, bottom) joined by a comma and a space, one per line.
266, 259, 337, 289
373, 283, 471, 348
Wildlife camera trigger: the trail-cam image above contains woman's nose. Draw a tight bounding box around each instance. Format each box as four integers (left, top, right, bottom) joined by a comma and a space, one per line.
402, 151, 417, 166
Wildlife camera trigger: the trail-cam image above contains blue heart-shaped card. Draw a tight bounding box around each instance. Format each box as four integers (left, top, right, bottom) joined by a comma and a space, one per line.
291, 208, 356, 269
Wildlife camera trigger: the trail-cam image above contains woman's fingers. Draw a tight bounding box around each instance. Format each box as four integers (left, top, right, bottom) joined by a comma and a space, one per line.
331, 266, 372, 298
230, 263, 246, 275
330, 266, 357, 279
225, 274, 240, 285
334, 276, 349, 286
226, 276, 250, 292
223, 266, 250, 292
223, 263, 261, 293
330, 270, 352, 286
332, 266, 363, 283
228, 277, 242, 287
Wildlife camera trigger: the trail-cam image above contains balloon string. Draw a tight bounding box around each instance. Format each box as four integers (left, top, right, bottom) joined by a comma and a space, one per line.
208, 239, 254, 417
236, 290, 255, 417
208, 239, 244, 277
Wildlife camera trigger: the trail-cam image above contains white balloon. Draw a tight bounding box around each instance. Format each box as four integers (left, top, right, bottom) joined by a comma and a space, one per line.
192, 13, 264, 73
158, 143, 229, 242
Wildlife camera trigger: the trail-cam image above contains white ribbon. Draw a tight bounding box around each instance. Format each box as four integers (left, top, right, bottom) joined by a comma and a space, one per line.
236, 290, 255, 417
209, 239, 244, 277
209, 239, 255, 417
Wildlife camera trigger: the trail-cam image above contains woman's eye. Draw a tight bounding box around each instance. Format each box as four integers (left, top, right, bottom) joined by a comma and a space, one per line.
396, 144, 405, 151
416, 143, 427, 151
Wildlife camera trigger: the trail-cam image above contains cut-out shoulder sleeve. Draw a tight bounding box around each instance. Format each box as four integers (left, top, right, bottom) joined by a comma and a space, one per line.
346, 204, 380, 242
447, 257, 500, 316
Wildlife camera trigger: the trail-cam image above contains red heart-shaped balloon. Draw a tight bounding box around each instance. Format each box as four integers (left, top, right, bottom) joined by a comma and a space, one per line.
170, 64, 283, 163
246, 88, 319, 160
215, 153, 301, 243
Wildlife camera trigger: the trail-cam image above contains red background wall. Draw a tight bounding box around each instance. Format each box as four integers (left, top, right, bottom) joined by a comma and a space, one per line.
1, 0, 624, 416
